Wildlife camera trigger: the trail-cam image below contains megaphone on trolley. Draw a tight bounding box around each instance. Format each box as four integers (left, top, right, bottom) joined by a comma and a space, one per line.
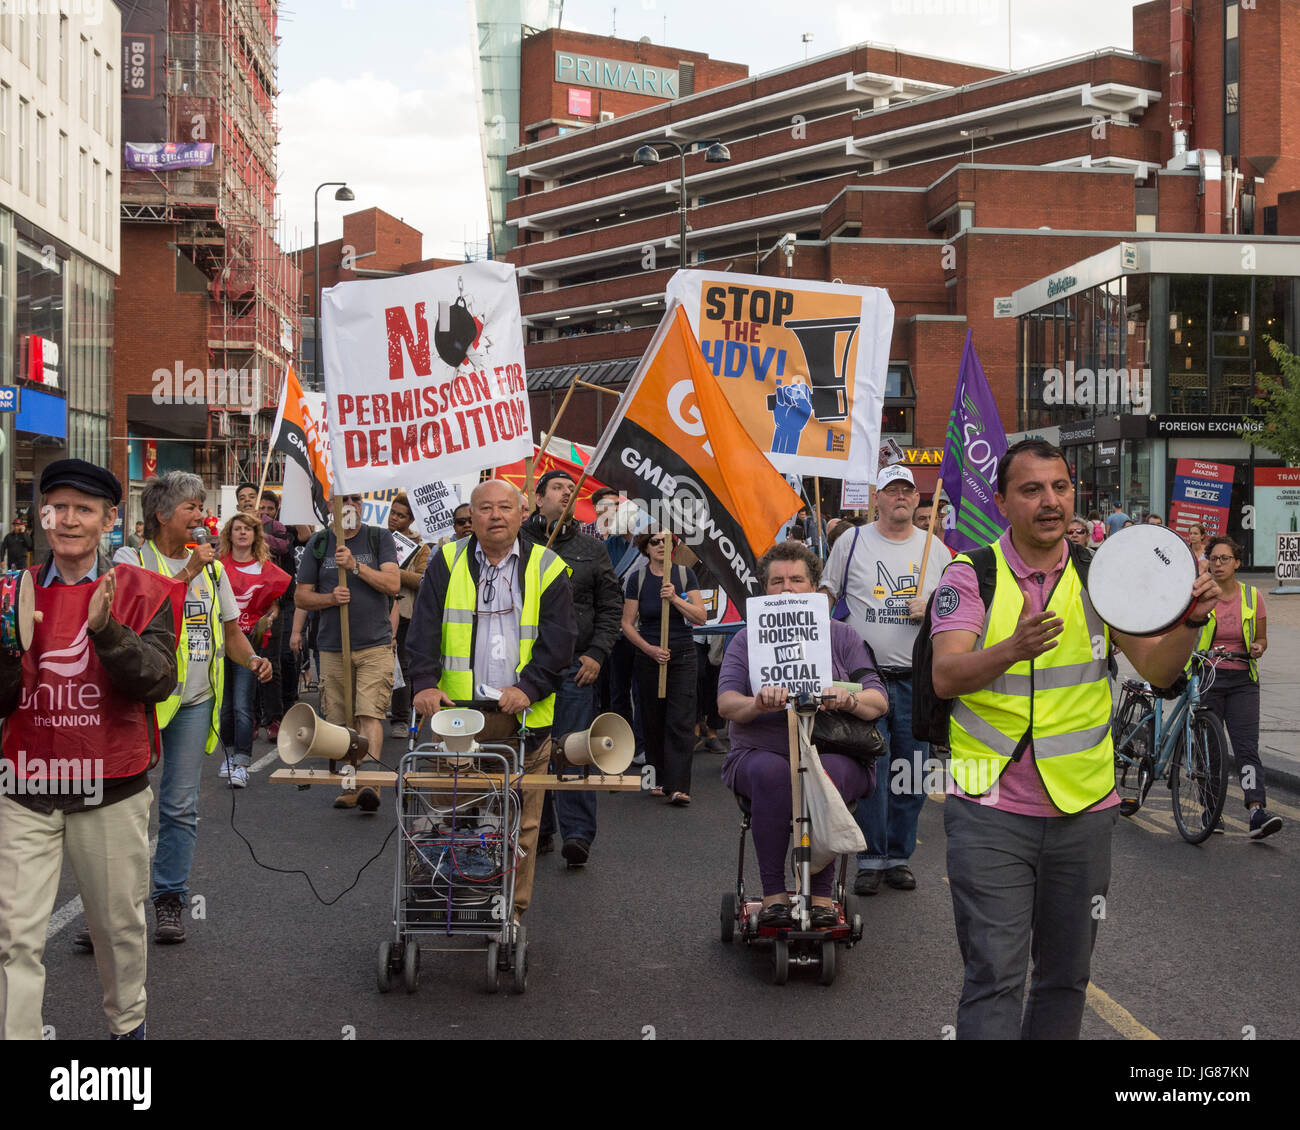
277, 702, 370, 767
429, 708, 487, 765
555, 713, 635, 779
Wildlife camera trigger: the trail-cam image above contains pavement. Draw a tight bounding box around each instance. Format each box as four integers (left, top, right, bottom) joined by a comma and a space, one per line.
1114, 571, 1300, 799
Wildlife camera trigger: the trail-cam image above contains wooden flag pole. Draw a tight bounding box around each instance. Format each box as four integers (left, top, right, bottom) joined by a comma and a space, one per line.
658, 601, 670, 699
330, 494, 354, 729
542, 462, 593, 552
916, 485, 945, 599
573, 378, 622, 398
538, 379, 581, 463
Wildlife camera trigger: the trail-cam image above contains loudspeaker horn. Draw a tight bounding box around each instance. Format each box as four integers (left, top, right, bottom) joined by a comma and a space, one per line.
277, 702, 369, 767
431, 708, 486, 754
559, 712, 635, 775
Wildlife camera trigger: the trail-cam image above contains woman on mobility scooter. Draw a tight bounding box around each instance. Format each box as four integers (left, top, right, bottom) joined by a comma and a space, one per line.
717, 542, 889, 929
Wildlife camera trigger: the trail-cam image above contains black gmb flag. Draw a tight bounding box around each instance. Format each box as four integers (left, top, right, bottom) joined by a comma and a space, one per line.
586, 303, 802, 609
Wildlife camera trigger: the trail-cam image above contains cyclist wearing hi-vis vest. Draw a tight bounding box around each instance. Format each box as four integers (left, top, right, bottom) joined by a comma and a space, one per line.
929, 439, 1219, 1041
112, 471, 270, 948
1195, 534, 1280, 840
407, 479, 577, 923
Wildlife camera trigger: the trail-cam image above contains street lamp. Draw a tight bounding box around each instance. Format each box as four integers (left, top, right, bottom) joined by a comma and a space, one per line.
633, 140, 730, 270
313, 181, 355, 390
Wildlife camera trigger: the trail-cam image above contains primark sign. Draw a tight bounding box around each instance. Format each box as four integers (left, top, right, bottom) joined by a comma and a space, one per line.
555, 52, 678, 97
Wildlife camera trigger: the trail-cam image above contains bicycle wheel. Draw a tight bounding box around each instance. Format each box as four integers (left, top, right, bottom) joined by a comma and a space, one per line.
1112, 691, 1154, 805
1171, 709, 1229, 844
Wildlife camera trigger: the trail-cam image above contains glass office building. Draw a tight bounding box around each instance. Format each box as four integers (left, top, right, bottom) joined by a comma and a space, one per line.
1014, 240, 1300, 567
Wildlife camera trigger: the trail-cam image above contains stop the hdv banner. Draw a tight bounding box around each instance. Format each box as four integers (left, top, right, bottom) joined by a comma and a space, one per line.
321, 261, 532, 493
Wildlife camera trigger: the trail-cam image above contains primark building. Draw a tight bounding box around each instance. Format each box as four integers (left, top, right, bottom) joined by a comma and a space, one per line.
473, 0, 1300, 566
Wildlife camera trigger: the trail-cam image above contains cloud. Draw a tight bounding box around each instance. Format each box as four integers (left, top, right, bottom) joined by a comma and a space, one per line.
277, 51, 488, 261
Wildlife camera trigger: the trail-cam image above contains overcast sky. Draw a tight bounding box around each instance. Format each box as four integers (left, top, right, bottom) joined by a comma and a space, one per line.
276, 0, 1148, 260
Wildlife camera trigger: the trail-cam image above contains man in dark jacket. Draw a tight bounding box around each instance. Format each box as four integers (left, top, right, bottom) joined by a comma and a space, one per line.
407, 478, 576, 919
2, 516, 33, 569
526, 470, 623, 867
0, 460, 181, 1040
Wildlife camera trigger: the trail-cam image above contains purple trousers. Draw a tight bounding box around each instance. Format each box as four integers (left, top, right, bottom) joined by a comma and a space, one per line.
732, 750, 875, 898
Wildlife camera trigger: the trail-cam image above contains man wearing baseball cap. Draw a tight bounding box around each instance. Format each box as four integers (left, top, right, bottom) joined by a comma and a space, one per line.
820, 464, 952, 895
0, 459, 184, 1039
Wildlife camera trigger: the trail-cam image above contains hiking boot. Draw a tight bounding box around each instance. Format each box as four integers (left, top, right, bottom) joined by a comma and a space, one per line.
885, 865, 917, 890
153, 895, 185, 945
356, 786, 381, 813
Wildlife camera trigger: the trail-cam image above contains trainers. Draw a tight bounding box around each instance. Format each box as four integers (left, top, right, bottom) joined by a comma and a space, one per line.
853, 869, 883, 896
356, 786, 381, 813
109, 1022, 147, 1040
390, 721, 407, 740
153, 895, 185, 945
229, 764, 249, 789
1249, 808, 1282, 840
267, 721, 280, 741
334, 790, 361, 809
218, 758, 234, 779
561, 837, 590, 867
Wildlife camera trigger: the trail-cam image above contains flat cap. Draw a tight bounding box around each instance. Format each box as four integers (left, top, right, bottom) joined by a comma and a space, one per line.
40, 459, 123, 506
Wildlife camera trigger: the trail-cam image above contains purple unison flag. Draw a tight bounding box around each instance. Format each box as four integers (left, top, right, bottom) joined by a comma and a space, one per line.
940, 330, 1009, 552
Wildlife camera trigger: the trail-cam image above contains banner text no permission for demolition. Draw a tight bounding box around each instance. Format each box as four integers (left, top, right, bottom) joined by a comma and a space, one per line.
321, 260, 532, 493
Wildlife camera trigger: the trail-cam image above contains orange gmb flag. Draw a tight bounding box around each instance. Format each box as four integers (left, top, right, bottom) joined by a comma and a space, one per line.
588, 303, 802, 604
269, 365, 332, 526
494, 445, 610, 524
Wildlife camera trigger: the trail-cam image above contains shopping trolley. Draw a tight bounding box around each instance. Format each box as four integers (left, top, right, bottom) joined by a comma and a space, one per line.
376, 704, 530, 995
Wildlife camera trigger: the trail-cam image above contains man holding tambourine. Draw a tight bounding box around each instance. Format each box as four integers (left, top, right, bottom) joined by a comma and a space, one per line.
929, 438, 1219, 1040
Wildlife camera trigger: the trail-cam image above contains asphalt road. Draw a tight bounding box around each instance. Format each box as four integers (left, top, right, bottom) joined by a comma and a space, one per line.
34, 698, 1300, 1042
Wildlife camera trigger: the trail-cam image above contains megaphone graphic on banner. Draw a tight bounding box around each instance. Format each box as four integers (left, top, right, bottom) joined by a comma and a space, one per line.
774, 315, 861, 423
556, 713, 635, 778
277, 702, 370, 767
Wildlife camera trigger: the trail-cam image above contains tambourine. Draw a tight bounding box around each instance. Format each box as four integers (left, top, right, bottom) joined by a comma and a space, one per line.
1085, 524, 1198, 636
0, 568, 35, 656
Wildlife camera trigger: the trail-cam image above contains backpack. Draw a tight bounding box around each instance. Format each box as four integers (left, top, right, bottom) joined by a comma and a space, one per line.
910, 542, 1095, 744
308, 526, 392, 612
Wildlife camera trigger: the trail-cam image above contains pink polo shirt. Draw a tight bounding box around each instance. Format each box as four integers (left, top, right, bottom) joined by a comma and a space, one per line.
931, 531, 1119, 817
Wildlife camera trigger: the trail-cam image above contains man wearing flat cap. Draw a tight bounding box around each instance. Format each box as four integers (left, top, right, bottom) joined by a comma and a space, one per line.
0, 459, 184, 1040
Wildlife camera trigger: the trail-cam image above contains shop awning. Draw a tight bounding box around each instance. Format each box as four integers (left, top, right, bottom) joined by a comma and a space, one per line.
527, 357, 639, 393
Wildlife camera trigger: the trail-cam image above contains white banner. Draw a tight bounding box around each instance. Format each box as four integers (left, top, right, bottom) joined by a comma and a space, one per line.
665, 269, 893, 479
322, 261, 531, 492
407, 477, 470, 544
745, 593, 833, 696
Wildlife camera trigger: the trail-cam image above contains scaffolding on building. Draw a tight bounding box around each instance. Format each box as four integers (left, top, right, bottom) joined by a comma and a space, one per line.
121, 0, 301, 488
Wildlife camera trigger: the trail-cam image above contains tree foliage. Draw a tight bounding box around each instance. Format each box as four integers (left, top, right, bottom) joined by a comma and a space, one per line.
1246, 337, 1300, 464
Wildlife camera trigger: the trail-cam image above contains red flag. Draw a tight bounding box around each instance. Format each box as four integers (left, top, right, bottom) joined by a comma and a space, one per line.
494, 445, 610, 523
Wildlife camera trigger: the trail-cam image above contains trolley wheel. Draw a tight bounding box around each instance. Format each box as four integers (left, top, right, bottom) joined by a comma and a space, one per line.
402, 940, 420, 993
771, 937, 789, 986
512, 940, 529, 994
720, 893, 737, 943
850, 913, 863, 944
376, 940, 394, 994
819, 937, 837, 986
485, 941, 500, 994
745, 912, 759, 943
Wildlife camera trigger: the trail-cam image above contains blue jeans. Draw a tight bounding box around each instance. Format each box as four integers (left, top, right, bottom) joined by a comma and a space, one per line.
540, 660, 598, 844
855, 677, 929, 871
220, 656, 257, 767
152, 698, 214, 904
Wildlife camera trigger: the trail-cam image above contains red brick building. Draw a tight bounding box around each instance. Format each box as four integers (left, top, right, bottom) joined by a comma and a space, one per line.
504, 2, 1300, 559
298, 207, 459, 388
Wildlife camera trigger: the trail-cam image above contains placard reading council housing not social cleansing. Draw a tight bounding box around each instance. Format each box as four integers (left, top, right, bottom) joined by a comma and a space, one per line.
745, 593, 833, 697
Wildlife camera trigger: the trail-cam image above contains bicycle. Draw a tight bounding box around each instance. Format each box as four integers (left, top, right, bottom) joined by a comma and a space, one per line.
1111, 647, 1238, 844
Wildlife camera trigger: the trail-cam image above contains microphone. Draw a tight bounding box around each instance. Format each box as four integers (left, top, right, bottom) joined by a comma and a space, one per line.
188, 526, 219, 588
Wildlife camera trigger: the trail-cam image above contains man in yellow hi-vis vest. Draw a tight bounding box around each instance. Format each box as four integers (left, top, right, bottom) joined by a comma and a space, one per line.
407, 479, 577, 920
930, 439, 1218, 1039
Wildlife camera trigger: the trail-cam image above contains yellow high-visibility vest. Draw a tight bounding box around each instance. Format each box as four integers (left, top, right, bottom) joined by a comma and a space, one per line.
438, 539, 570, 728
1195, 583, 1258, 681
136, 542, 225, 754
948, 541, 1114, 814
